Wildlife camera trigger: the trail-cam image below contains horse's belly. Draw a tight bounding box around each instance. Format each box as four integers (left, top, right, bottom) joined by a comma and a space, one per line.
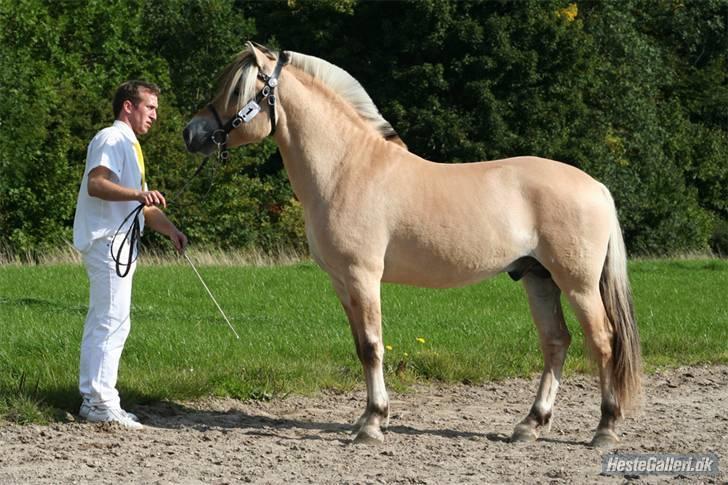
381, 246, 511, 288
382, 267, 500, 288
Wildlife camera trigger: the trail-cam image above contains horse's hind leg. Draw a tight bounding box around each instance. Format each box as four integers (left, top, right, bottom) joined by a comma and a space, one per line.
332, 270, 389, 444
512, 273, 571, 442
564, 289, 621, 447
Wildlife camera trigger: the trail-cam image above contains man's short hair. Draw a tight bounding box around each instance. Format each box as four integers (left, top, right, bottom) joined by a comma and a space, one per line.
112, 80, 161, 119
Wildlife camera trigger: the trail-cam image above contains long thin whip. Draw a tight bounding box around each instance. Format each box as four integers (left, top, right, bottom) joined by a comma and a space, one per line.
183, 252, 240, 340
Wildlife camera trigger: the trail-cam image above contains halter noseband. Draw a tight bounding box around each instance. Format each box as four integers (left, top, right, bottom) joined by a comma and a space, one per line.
207, 51, 289, 160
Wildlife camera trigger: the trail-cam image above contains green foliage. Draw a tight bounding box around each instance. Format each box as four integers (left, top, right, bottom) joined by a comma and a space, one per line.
1, 0, 726, 257
710, 219, 728, 257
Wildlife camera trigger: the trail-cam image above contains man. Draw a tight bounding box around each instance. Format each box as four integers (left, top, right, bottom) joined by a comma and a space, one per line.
73, 80, 187, 429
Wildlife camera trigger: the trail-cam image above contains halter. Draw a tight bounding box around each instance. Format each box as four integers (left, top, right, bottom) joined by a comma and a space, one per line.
207, 52, 289, 160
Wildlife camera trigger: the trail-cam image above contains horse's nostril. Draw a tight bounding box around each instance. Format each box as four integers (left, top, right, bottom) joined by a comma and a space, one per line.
182, 126, 191, 144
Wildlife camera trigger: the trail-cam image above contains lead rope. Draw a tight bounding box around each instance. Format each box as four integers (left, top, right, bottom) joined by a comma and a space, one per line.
110, 153, 213, 278
110, 203, 144, 278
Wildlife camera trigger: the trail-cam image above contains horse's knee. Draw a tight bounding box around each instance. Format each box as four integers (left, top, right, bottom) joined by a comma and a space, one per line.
360, 337, 383, 367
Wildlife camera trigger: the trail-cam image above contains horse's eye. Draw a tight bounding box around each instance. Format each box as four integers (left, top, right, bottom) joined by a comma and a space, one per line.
232, 88, 241, 98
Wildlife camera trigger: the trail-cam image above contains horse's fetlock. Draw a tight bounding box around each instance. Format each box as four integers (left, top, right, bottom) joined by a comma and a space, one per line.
367, 401, 388, 419
599, 397, 621, 428
529, 405, 552, 427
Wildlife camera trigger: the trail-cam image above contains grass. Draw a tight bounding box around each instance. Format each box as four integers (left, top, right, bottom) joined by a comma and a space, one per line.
1, 258, 726, 424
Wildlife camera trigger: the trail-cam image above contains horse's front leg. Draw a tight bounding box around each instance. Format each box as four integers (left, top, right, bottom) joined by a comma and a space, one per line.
333, 270, 389, 444
329, 277, 371, 433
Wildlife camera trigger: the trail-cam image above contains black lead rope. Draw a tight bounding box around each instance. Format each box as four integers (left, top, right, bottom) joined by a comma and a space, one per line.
111, 202, 144, 278
110, 154, 215, 278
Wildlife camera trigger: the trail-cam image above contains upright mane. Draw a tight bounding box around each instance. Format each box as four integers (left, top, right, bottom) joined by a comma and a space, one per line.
215, 45, 406, 147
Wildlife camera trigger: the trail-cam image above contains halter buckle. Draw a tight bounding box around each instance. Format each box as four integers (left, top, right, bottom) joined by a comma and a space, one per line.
211, 129, 227, 145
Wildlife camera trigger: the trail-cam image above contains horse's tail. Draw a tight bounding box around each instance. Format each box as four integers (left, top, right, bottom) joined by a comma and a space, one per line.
599, 185, 643, 415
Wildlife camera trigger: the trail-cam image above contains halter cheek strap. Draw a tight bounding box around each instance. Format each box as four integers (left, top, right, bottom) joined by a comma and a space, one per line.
207, 51, 289, 160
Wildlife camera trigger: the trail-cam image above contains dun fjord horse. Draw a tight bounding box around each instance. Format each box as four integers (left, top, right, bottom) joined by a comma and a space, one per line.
184, 43, 642, 447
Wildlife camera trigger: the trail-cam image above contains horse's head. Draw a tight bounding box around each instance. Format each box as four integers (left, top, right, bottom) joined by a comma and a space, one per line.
183, 42, 285, 157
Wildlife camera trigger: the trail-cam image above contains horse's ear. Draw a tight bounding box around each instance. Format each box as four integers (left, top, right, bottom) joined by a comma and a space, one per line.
245, 41, 267, 68
247, 41, 277, 65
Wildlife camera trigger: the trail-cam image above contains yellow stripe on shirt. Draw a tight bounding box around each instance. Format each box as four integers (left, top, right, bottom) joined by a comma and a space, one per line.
132, 141, 146, 190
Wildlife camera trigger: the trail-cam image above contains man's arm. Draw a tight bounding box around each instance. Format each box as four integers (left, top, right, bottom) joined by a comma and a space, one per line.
88, 166, 187, 252
143, 206, 187, 253
87, 166, 166, 207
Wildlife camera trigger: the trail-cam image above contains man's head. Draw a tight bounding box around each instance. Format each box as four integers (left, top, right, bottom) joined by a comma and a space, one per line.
113, 80, 160, 135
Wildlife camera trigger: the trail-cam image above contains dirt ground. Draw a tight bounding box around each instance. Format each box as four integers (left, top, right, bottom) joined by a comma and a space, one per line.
0, 365, 725, 484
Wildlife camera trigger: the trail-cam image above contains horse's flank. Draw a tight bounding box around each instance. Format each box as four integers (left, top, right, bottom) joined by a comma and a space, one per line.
377, 155, 608, 289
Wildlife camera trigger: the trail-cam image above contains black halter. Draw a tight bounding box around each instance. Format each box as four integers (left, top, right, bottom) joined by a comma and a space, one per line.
207, 52, 289, 160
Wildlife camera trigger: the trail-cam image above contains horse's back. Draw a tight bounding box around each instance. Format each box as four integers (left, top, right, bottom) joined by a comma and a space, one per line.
379, 154, 611, 287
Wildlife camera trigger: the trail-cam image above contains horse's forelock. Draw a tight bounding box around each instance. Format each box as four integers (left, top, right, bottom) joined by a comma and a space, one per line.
213, 49, 260, 111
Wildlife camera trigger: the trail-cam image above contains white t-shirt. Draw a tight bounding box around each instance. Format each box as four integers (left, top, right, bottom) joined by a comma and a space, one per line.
73, 121, 146, 253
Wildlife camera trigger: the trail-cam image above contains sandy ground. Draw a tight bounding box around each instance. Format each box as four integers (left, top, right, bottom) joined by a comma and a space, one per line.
0, 365, 726, 484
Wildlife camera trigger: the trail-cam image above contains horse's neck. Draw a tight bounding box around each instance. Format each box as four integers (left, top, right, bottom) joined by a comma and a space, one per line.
274, 75, 372, 206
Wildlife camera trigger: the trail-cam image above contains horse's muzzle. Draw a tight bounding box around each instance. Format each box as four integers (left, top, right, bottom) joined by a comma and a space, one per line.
183, 119, 216, 155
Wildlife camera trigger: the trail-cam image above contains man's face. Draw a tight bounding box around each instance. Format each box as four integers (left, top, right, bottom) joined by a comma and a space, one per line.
127, 89, 158, 135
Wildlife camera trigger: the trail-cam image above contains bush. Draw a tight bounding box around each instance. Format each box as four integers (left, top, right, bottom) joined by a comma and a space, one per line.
710, 220, 728, 258
2, 0, 727, 258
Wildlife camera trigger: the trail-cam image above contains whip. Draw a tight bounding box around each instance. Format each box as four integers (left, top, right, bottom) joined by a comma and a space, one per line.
110, 152, 240, 339
182, 252, 240, 339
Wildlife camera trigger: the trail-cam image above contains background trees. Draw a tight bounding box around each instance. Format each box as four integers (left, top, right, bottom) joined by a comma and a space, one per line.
1, 0, 726, 258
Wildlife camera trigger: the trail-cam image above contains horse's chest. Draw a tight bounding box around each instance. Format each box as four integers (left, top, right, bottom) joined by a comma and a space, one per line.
303, 209, 387, 271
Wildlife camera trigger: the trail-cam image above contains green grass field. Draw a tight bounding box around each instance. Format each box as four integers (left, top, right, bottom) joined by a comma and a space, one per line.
1, 259, 726, 423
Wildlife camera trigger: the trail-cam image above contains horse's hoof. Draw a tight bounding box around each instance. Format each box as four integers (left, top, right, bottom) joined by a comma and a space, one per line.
381, 414, 390, 431
511, 423, 538, 443
353, 426, 384, 445
590, 429, 619, 448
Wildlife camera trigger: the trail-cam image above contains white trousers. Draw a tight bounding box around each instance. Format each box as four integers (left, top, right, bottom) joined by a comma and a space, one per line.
79, 236, 136, 409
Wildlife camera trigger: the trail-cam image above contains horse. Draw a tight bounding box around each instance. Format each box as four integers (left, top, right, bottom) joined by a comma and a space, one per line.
183, 42, 642, 447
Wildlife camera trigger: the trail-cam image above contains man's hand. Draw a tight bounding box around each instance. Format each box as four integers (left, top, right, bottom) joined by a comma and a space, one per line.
142, 206, 187, 254
137, 190, 167, 208
170, 228, 188, 254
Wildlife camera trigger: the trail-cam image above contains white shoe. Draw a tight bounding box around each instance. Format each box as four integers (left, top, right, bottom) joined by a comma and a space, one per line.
121, 409, 139, 422
80, 402, 139, 422
83, 405, 143, 429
